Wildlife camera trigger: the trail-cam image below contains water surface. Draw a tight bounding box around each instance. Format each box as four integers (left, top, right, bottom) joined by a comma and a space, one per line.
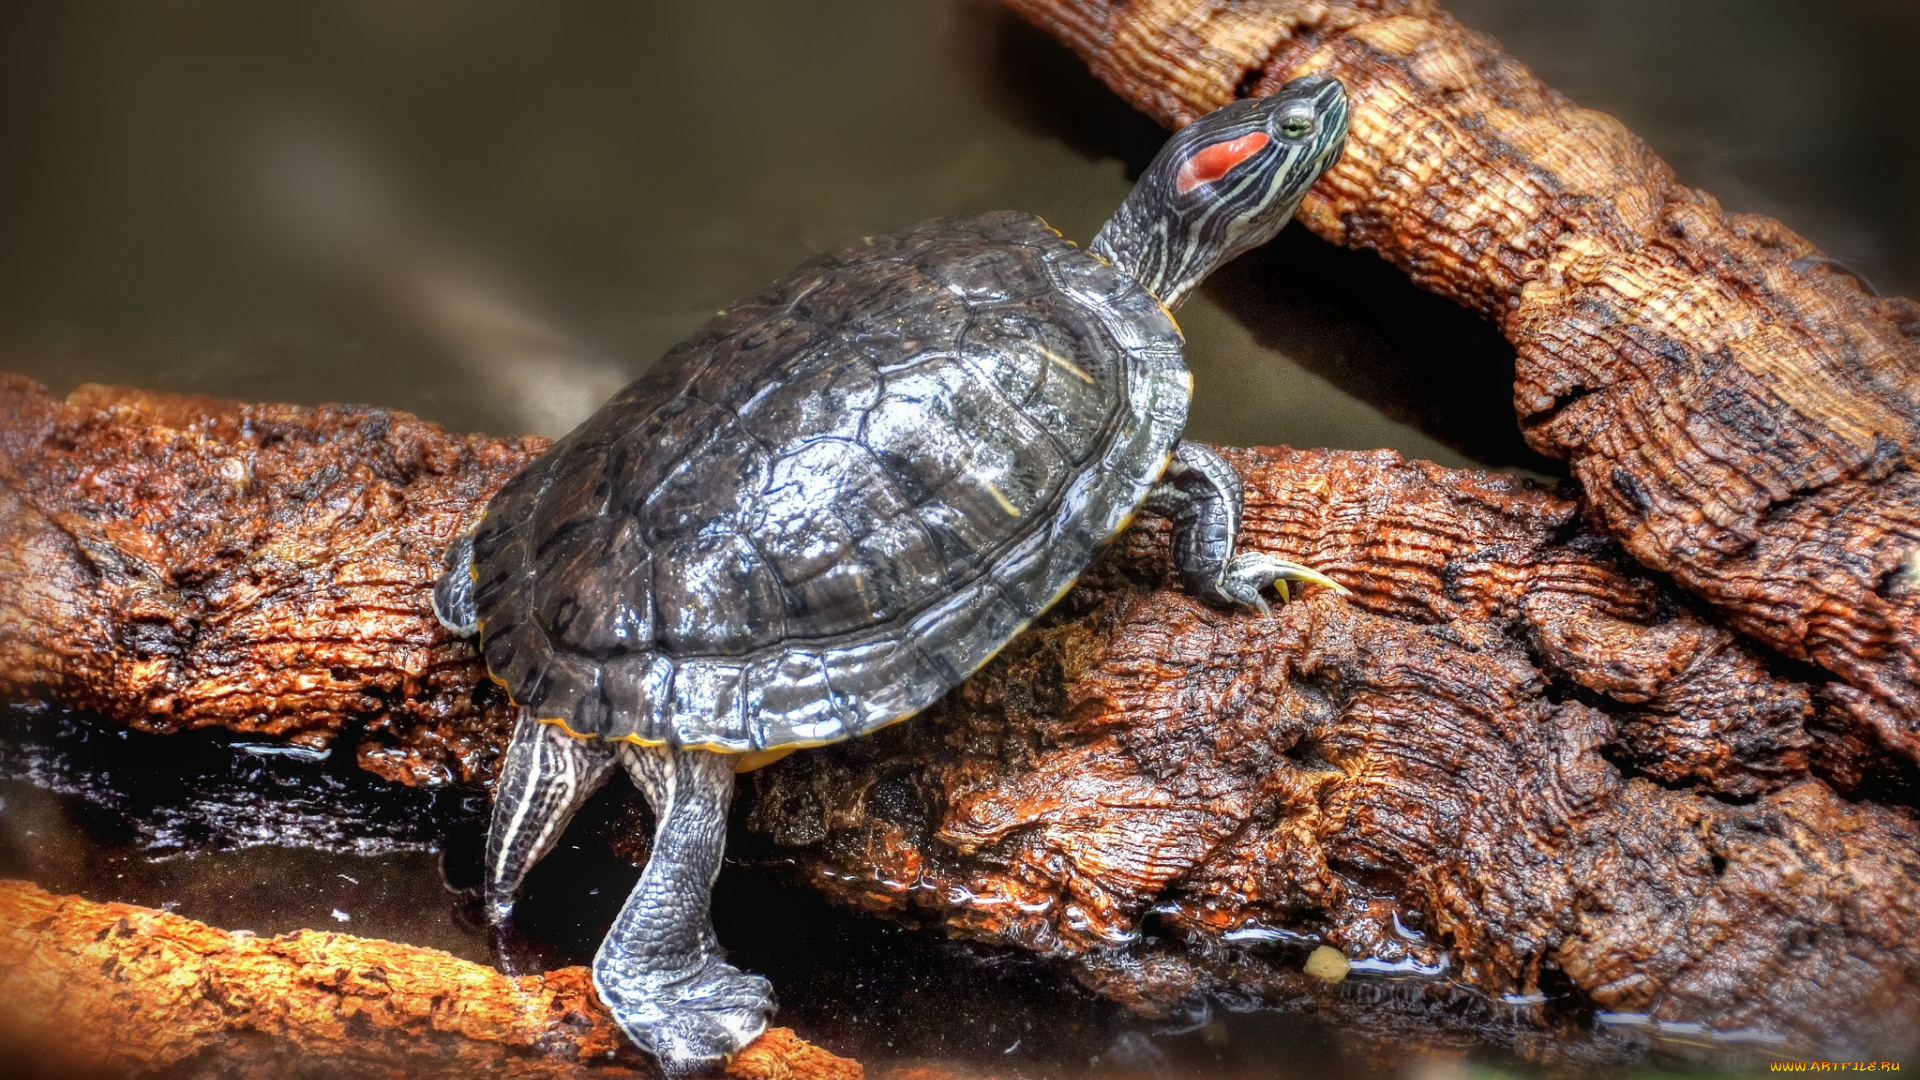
2, 0, 1915, 1074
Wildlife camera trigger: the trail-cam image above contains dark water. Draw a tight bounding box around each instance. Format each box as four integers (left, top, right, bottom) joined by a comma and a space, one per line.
0, 707, 1731, 1078
2, 0, 1916, 1075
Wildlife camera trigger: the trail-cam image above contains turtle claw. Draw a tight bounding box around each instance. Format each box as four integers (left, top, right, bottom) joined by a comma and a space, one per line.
1218, 552, 1348, 614
598, 956, 776, 1078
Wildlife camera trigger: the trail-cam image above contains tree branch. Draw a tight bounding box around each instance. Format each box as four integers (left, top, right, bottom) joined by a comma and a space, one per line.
3, 379, 1914, 1058
0, 878, 857, 1079
996, 0, 1920, 767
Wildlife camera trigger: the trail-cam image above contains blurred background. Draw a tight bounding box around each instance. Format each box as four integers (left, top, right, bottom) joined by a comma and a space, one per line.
2, 0, 1914, 473
3, 2, 1917, 1073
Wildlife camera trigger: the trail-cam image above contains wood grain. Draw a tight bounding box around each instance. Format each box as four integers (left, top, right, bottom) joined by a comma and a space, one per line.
5, 380, 1912, 1057
997, 0, 1920, 766
0, 878, 858, 1079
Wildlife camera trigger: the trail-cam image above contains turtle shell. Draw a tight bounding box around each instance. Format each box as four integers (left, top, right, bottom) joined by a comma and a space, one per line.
469, 211, 1188, 752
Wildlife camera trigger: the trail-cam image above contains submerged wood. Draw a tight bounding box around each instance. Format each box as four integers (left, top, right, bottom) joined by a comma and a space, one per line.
0, 878, 858, 1079
1, 380, 1915, 1059
996, 0, 1920, 769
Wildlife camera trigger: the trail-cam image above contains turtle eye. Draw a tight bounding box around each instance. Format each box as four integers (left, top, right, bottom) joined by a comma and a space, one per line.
1280, 115, 1315, 140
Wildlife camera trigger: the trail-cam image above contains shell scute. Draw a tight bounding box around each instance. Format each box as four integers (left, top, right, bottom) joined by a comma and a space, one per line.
743, 651, 845, 747
860, 356, 1067, 556
468, 212, 1187, 752
1041, 241, 1135, 307
533, 650, 606, 733
812, 266, 969, 364
653, 528, 788, 656
950, 209, 1051, 246
747, 441, 944, 637
959, 303, 1119, 460
530, 444, 614, 549
638, 417, 771, 541
532, 516, 653, 658
815, 635, 946, 732
600, 652, 674, 738
736, 344, 881, 452
668, 662, 747, 746
748, 443, 864, 587
607, 396, 717, 517
928, 244, 1043, 303
485, 620, 550, 703
689, 313, 823, 403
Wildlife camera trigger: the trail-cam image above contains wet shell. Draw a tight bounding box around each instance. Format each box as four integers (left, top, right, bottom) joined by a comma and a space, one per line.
470, 211, 1188, 752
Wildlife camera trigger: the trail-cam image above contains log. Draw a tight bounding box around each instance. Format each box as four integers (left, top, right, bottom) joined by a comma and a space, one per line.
752, 445, 1920, 1058
993, 0, 1920, 768
0, 878, 859, 1079
3, 379, 1916, 1060
0, 376, 535, 785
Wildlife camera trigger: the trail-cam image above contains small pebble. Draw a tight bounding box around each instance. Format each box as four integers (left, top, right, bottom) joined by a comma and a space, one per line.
331, 909, 351, 923
1304, 945, 1350, 983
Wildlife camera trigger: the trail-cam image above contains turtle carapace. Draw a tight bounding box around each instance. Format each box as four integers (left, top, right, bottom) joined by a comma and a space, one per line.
434, 76, 1351, 1077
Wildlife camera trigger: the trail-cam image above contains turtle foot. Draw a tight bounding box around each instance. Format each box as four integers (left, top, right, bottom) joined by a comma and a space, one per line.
431, 531, 478, 636
597, 955, 776, 1078
1215, 552, 1350, 614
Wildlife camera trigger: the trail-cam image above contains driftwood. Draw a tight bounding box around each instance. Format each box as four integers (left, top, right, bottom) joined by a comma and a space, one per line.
750, 446, 1920, 1058
995, 0, 1920, 770
0, 378, 532, 785
2, 380, 1916, 1061
0, 878, 858, 1079
6, 4, 1920, 1058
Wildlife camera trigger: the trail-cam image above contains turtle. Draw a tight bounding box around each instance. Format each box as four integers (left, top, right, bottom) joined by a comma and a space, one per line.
433, 75, 1351, 1076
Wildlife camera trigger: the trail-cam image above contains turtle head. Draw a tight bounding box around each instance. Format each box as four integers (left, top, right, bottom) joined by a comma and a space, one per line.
1092, 76, 1349, 309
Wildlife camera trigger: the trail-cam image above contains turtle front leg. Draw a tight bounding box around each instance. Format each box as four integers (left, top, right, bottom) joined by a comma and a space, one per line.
432, 531, 479, 636
1142, 441, 1347, 613
597, 743, 775, 1077
486, 708, 620, 923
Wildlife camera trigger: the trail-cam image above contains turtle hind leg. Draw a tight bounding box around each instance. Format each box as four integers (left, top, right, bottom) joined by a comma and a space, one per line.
1142, 441, 1348, 613
485, 709, 619, 925
433, 531, 479, 636
596, 744, 774, 1078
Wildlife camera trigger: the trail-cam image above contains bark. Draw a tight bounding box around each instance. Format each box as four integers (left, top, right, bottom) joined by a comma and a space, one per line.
0, 878, 858, 1080
2, 380, 1915, 1059
753, 447, 1920, 1059
0, 376, 536, 786
994, 0, 1920, 768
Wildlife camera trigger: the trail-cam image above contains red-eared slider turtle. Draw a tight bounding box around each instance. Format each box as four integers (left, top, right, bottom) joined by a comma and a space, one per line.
434, 76, 1350, 1076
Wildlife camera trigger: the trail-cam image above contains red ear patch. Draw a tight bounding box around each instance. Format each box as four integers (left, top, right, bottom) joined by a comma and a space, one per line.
1175, 132, 1272, 195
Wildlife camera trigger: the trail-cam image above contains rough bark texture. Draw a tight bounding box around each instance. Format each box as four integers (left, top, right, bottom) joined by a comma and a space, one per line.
0, 375, 537, 785
0, 878, 858, 1080
2, 381, 1916, 1059
995, 0, 1920, 768
753, 446, 1919, 1059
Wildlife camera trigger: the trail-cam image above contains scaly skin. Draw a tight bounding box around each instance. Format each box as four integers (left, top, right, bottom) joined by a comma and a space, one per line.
597, 746, 773, 1077
455, 78, 1352, 1076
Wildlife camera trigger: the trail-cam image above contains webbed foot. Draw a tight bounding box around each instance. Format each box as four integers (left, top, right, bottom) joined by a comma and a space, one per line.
1143, 440, 1348, 613
596, 954, 776, 1077
598, 743, 775, 1076
1212, 551, 1351, 615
